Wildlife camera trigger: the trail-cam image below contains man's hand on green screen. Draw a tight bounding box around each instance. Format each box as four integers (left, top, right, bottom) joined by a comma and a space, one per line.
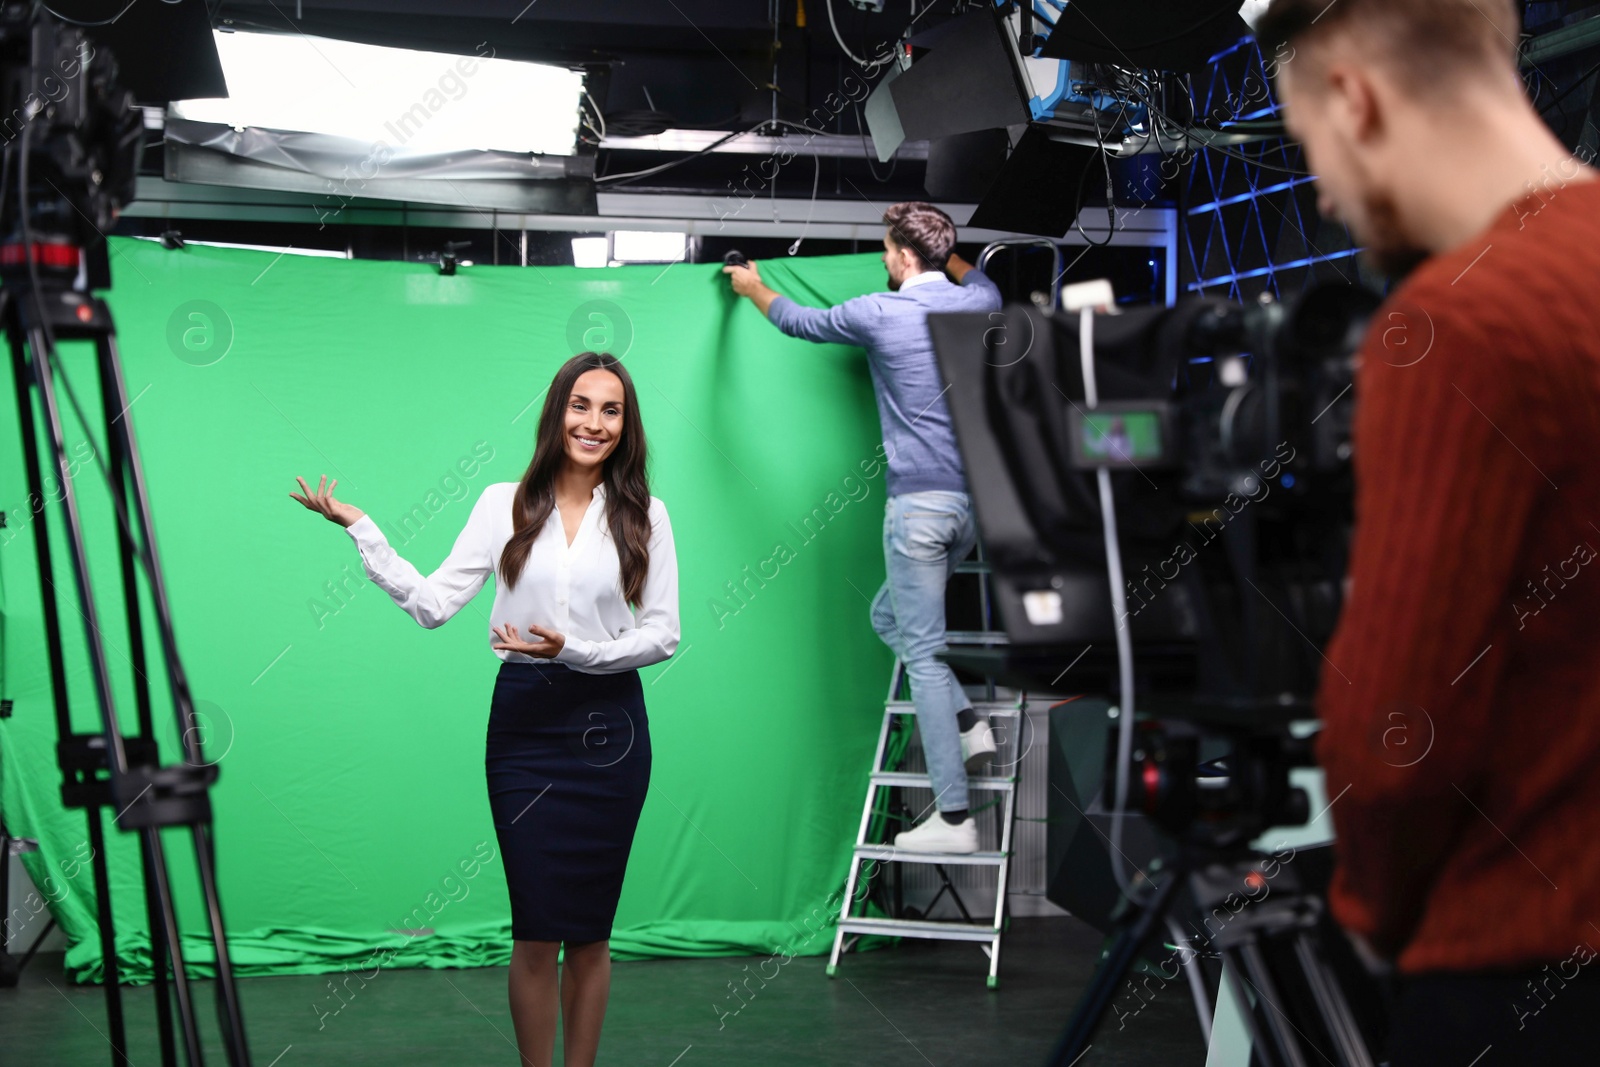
722, 260, 764, 297
723, 260, 780, 315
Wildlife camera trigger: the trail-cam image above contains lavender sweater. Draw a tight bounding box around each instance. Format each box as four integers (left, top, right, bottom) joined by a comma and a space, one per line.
767, 269, 1002, 496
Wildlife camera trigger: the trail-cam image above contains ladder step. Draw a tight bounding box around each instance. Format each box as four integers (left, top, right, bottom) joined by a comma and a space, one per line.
854, 844, 1008, 866
869, 771, 1015, 791
885, 701, 1021, 717
946, 631, 1010, 646
952, 559, 993, 574
838, 916, 999, 942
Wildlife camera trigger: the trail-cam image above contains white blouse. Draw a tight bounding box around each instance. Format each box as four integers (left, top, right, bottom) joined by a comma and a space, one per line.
345, 481, 680, 674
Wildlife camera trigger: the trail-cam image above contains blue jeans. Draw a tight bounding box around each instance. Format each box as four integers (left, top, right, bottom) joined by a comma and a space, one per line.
870, 490, 979, 813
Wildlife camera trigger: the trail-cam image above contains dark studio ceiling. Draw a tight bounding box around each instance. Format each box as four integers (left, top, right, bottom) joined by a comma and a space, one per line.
209, 0, 902, 118
66, 1, 1600, 230
192, 0, 947, 204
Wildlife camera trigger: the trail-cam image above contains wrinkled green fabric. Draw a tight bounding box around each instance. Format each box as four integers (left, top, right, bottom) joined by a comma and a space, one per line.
0, 238, 905, 983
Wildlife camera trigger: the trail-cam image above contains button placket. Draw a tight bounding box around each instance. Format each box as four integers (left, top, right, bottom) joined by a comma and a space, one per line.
552, 489, 597, 625
551, 505, 570, 617
558, 511, 570, 611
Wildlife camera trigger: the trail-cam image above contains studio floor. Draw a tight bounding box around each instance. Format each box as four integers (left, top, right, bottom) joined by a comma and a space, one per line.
2, 916, 1205, 1066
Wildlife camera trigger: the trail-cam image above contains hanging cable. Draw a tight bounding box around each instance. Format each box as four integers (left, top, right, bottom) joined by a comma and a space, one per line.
853, 98, 897, 182
593, 127, 756, 186
1071, 103, 1117, 247
580, 89, 607, 144
789, 153, 821, 255
826, 0, 893, 71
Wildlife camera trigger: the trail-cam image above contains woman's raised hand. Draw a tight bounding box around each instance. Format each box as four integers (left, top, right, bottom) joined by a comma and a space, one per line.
290, 475, 366, 528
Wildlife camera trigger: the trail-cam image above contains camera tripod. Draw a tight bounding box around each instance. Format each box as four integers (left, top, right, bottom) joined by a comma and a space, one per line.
1045, 837, 1378, 1067
4, 267, 251, 1066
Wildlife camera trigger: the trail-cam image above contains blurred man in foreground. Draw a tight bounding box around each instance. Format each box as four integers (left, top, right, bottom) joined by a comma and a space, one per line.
1259, 0, 1600, 1060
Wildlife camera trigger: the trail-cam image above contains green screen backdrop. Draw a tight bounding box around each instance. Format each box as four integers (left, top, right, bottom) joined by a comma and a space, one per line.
0, 238, 904, 983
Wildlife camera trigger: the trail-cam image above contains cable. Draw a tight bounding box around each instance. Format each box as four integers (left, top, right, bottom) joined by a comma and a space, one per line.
1539, 59, 1600, 115
1077, 306, 1140, 901
41, 1, 138, 26
18, 123, 60, 366
14, 131, 142, 615
827, 0, 894, 71
765, 117, 832, 137
598, 119, 835, 189
788, 153, 821, 255
1138, 75, 1316, 177
580, 90, 606, 143
853, 97, 897, 182
1196, 139, 1313, 176
674, 110, 757, 130
1540, 58, 1600, 142
1072, 105, 1117, 248
593, 127, 756, 186
600, 109, 675, 138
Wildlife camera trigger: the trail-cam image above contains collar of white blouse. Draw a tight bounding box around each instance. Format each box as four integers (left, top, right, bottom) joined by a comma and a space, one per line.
553, 482, 605, 549
553, 482, 606, 506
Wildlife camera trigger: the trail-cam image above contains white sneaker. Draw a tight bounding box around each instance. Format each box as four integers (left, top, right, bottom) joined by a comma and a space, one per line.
892, 811, 979, 854
959, 715, 997, 772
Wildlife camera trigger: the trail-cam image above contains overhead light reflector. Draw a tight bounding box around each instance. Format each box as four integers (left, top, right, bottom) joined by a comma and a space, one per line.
171, 30, 582, 157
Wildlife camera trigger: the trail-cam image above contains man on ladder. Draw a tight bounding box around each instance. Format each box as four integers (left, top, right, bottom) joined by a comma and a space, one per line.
724, 201, 1002, 853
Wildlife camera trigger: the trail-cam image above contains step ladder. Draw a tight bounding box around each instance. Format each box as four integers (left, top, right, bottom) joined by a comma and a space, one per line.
825, 553, 1026, 989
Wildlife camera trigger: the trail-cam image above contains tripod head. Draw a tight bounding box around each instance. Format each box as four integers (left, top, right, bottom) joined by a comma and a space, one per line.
1114, 718, 1315, 848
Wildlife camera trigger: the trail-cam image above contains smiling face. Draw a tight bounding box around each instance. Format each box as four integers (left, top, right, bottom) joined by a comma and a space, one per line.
563, 368, 625, 472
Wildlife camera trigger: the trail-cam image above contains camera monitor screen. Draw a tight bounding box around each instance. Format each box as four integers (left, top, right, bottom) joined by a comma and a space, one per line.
1068, 403, 1172, 469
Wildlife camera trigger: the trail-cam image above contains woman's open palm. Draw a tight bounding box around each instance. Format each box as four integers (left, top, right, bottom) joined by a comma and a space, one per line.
291, 475, 365, 528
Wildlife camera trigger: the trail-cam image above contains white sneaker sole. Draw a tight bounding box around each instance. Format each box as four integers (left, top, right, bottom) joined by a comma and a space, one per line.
893, 838, 979, 855
892, 822, 980, 854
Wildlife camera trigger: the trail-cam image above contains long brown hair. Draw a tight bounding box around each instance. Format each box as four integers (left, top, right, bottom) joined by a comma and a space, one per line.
499, 352, 654, 606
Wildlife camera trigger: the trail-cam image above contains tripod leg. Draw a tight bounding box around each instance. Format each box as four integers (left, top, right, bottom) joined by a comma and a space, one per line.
192, 825, 251, 1066
1046, 866, 1184, 1066
1235, 940, 1311, 1067
1217, 952, 1278, 1066
1164, 917, 1214, 1045
140, 833, 179, 1067
96, 322, 242, 1065
145, 829, 205, 1067
86, 809, 131, 1067
1291, 936, 1375, 1067
96, 321, 179, 1067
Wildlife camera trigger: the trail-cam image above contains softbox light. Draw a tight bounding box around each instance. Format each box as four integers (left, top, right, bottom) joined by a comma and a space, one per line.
967, 127, 1100, 239
886, 6, 1030, 144
54, 0, 226, 103
1038, 0, 1251, 75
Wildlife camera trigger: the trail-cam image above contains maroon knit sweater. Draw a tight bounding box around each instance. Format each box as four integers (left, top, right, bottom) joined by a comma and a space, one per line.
1317, 173, 1600, 974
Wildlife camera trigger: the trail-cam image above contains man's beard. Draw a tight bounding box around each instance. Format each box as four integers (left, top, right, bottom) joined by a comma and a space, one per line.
1358, 189, 1431, 281
886, 270, 901, 291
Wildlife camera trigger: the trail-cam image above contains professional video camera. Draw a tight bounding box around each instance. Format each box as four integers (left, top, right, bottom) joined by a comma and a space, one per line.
931, 281, 1379, 720
928, 280, 1388, 1067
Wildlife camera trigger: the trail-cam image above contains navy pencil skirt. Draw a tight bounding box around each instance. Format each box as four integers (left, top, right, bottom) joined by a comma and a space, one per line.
486, 659, 651, 943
